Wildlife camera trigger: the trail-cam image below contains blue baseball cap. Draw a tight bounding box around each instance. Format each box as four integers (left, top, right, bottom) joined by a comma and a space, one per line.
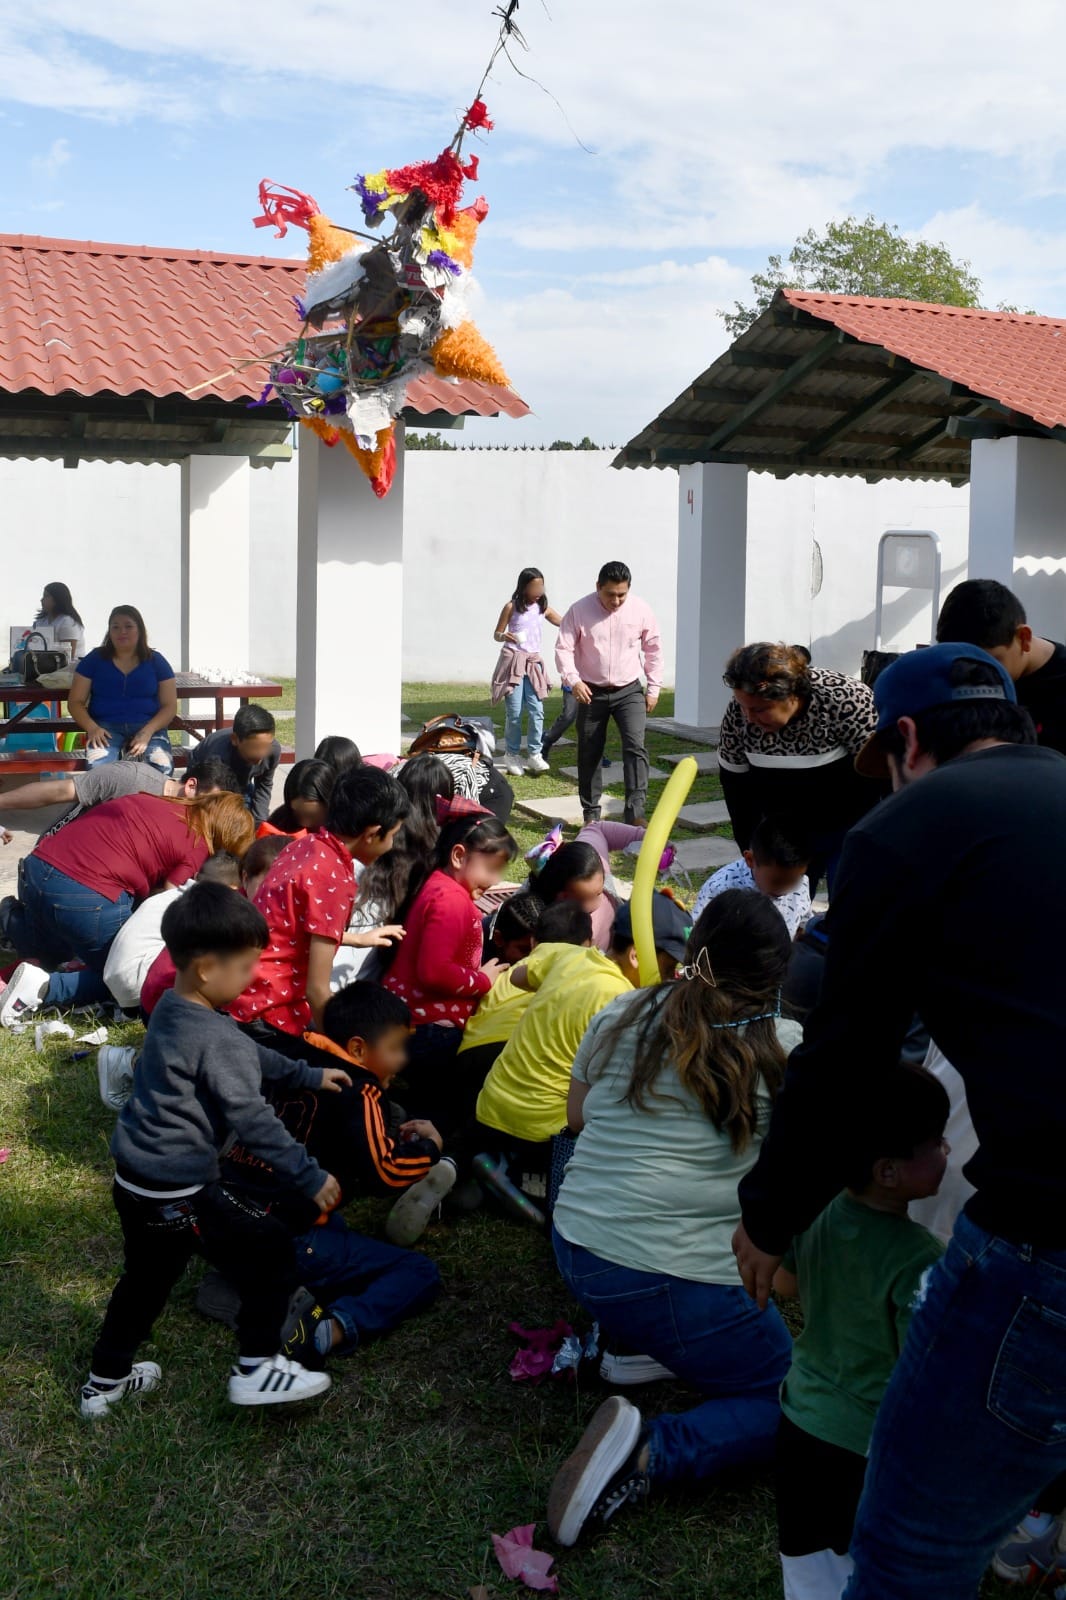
855, 642, 1017, 779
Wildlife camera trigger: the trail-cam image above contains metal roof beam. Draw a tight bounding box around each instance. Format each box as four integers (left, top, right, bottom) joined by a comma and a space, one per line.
684, 383, 842, 413
893, 400, 988, 462
646, 443, 966, 476
731, 350, 904, 381
946, 414, 1066, 445
802, 370, 924, 454
695, 331, 845, 451
0, 436, 292, 462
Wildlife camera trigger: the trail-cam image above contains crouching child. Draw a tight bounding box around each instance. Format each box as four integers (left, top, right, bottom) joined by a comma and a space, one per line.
220, 983, 444, 1362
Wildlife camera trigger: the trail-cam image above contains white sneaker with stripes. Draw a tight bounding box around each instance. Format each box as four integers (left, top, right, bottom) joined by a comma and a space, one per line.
227, 1354, 331, 1407
80, 1361, 162, 1418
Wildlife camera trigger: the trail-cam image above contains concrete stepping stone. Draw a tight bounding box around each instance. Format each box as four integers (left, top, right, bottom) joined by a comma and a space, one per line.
651, 717, 719, 746
676, 800, 731, 832
515, 792, 625, 825
671, 835, 740, 872
663, 750, 719, 774
559, 760, 668, 784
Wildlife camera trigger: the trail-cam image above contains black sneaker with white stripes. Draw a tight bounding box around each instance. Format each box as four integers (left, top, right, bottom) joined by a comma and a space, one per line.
227, 1354, 331, 1407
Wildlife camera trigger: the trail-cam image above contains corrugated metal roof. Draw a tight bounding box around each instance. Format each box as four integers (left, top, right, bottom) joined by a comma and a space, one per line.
615, 289, 1066, 483
0, 234, 528, 460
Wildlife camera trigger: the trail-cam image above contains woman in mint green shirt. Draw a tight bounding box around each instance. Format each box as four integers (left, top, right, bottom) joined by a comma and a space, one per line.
548, 890, 797, 1548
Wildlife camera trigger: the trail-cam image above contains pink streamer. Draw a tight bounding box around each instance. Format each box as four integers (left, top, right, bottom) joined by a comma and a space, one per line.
491, 1525, 559, 1593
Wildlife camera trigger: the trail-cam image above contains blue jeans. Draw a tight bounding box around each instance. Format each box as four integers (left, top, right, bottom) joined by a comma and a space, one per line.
294, 1211, 440, 1353
553, 1227, 791, 1486
504, 677, 544, 758
845, 1211, 1066, 1599
8, 855, 131, 1007
88, 720, 174, 776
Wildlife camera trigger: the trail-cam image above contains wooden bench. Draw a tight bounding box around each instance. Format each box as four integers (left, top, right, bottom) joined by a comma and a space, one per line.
0, 748, 296, 778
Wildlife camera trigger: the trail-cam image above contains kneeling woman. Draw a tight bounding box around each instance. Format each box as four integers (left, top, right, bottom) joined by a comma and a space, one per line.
0, 791, 254, 1022
547, 889, 799, 1546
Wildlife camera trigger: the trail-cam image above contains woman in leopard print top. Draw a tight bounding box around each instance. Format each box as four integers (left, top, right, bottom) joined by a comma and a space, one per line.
719, 643, 881, 892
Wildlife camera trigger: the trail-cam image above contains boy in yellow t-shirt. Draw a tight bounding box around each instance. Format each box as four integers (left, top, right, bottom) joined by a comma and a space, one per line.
474, 895, 691, 1163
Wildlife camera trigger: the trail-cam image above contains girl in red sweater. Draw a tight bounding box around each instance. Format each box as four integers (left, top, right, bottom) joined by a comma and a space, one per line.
385, 799, 516, 1128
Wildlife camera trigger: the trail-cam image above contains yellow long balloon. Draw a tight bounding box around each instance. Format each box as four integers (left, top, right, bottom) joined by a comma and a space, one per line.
632, 756, 698, 986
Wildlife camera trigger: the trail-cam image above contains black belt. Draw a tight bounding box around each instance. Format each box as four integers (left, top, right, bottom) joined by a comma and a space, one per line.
587, 679, 639, 694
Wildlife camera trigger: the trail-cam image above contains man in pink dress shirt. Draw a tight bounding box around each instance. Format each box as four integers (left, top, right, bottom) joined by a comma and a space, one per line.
555, 561, 664, 825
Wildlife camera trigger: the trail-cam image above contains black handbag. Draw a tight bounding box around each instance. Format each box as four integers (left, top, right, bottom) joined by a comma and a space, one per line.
20, 631, 68, 682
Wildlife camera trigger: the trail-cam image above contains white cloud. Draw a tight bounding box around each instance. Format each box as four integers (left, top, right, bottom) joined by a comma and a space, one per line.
918, 205, 1066, 313
30, 137, 71, 180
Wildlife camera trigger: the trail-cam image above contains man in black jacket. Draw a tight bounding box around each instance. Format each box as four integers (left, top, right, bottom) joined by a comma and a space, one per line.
734, 643, 1066, 1598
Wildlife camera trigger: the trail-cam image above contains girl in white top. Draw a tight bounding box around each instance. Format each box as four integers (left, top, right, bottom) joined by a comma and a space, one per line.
492, 567, 562, 778
547, 888, 798, 1547
36, 581, 86, 664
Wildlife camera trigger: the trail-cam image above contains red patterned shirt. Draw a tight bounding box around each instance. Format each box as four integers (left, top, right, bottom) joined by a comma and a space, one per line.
384, 869, 491, 1027
230, 828, 356, 1036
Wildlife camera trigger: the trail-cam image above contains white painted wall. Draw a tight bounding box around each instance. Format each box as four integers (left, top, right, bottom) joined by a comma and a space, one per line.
970, 436, 1066, 641
0, 448, 971, 692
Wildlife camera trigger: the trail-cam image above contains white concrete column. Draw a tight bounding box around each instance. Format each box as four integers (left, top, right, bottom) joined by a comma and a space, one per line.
969, 436, 1066, 639
674, 462, 747, 729
180, 455, 252, 673
296, 430, 404, 758
967, 437, 1021, 590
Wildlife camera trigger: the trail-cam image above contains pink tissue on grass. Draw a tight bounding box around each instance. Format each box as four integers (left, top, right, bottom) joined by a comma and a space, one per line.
491, 1525, 559, 1593
508, 1320, 572, 1382
0, 1148, 10, 1164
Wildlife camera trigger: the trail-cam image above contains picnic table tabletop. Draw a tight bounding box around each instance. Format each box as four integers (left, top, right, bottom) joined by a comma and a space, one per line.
0, 673, 283, 741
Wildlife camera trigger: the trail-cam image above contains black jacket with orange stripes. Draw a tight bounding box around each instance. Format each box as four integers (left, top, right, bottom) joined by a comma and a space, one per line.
222, 1043, 440, 1228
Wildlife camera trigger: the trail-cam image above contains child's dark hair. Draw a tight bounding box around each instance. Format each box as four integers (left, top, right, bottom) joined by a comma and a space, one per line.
241, 833, 289, 884
283, 758, 335, 810
493, 890, 543, 946
314, 735, 363, 772
436, 814, 516, 869
190, 758, 243, 797
531, 840, 602, 902
749, 816, 811, 868
936, 578, 1026, 651
327, 766, 410, 838
512, 566, 548, 614
233, 704, 276, 740
535, 900, 593, 946
840, 1065, 950, 1193
197, 851, 242, 887
354, 755, 454, 923
322, 982, 411, 1047
162, 881, 268, 968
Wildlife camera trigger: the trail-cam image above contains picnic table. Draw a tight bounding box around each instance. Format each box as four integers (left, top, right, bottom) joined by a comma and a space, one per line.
0, 672, 283, 743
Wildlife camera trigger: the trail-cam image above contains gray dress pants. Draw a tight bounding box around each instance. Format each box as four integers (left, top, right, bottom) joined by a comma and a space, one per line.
576, 680, 649, 823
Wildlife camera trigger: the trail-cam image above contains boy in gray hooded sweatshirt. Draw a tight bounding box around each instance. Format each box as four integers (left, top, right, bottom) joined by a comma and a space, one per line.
80, 883, 351, 1418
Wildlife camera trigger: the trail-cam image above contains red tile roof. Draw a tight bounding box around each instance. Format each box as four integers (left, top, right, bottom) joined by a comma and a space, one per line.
782, 290, 1066, 431
0, 233, 528, 418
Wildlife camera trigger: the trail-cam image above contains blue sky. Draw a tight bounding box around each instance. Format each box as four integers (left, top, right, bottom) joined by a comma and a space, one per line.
5, 1, 1066, 445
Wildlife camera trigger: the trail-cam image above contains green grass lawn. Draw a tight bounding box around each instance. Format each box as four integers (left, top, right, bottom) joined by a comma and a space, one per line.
0, 685, 1012, 1597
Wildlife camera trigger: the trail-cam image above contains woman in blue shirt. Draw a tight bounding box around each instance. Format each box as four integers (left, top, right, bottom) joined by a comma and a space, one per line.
69, 605, 177, 775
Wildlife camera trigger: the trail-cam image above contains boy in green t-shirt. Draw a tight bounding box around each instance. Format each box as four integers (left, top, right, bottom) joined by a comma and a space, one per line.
773, 1064, 950, 1600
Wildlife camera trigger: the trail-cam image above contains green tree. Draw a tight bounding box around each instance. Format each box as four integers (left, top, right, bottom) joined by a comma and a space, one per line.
721, 215, 983, 338
405, 430, 456, 451
549, 436, 600, 451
